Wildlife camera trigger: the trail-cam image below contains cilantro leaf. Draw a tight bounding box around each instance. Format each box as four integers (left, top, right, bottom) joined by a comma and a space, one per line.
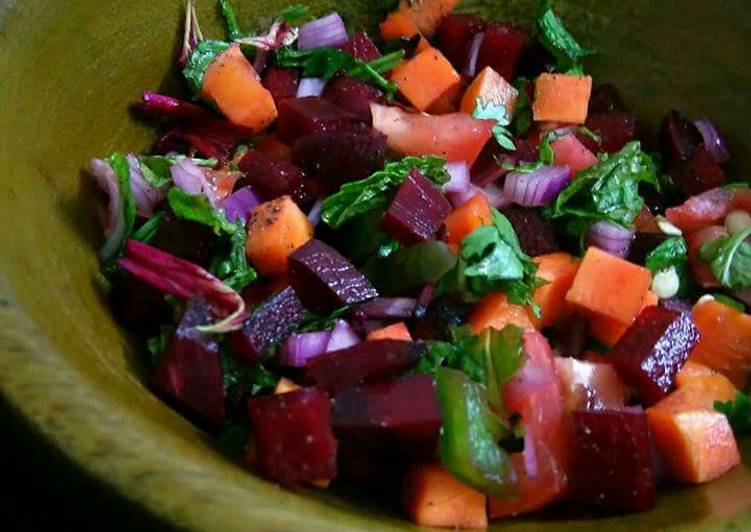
297, 306, 350, 333
715, 391, 751, 436
183, 40, 231, 95
700, 227, 751, 291
543, 141, 658, 238
210, 221, 258, 291
321, 155, 449, 229
511, 78, 532, 137
218, 0, 243, 40
536, 0, 593, 73
132, 211, 166, 244
167, 187, 236, 235
221, 353, 279, 395
644, 236, 693, 297
137, 155, 217, 188
473, 99, 516, 152
712, 293, 746, 313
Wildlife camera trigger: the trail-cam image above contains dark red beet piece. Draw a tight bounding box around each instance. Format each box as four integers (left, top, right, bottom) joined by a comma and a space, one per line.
379, 168, 453, 245
307, 340, 426, 394
275, 97, 359, 144
568, 409, 655, 512
248, 387, 337, 486
610, 306, 700, 405
413, 298, 472, 341
150, 212, 216, 268
261, 67, 300, 106
476, 22, 528, 81
578, 110, 637, 154
589, 84, 629, 114
291, 124, 388, 184
237, 149, 312, 207
435, 14, 487, 68
110, 273, 171, 333
659, 110, 702, 164
325, 76, 385, 122
228, 286, 305, 364
151, 298, 225, 430
343, 31, 381, 62
516, 39, 556, 79
289, 239, 379, 313
332, 373, 441, 456
500, 207, 559, 257
628, 231, 670, 265
671, 144, 727, 196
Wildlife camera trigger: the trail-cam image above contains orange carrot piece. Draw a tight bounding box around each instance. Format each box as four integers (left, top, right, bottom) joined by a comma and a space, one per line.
402, 464, 488, 529
565, 247, 652, 325
588, 290, 659, 347
274, 377, 302, 395
530, 253, 580, 329
653, 374, 737, 412
443, 194, 493, 250
367, 322, 413, 341
460, 66, 519, 116
676, 361, 719, 388
470, 293, 536, 334
380, 11, 421, 40
246, 196, 314, 276
532, 73, 592, 125
397, 0, 461, 35
688, 299, 751, 389
202, 44, 277, 133
427, 77, 468, 115
391, 47, 461, 112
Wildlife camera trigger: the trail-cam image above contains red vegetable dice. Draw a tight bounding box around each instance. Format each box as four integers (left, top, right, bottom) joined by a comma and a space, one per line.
476, 22, 527, 81
660, 110, 701, 163
307, 340, 426, 394
555, 357, 627, 412
342, 31, 381, 62
262, 67, 300, 105
671, 144, 727, 196
248, 387, 338, 486
568, 409, 656, 512
379, 169, 452, 245
325, 76, 384, 122
238, 149, 312, 206
610, 306, 700, 405
289, 239, 379, 313
435, 14, 487, 68
151, 298, 225, 430
275, 97, 359, 144
500, 207, 559, 257
578, 110, 637, 154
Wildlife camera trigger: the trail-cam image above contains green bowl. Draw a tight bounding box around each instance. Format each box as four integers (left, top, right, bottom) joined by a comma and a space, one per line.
0, 0, 749, 529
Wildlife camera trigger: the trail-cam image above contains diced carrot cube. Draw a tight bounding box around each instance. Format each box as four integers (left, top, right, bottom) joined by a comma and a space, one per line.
274, 377, 302, 395
533, 73, 592, 125
391, 47, 461, 112
588, 290, 658, 347
380, 11, 421, 40
397, 0, 461, 36
676, 361, 719, 388
367, 322, 413, 341
470, 293, 535, 334
530, 253, 580, 329
443, 194, 493, 249
460, 66, 519, 117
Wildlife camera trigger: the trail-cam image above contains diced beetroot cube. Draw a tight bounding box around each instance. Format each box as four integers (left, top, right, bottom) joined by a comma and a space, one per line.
151, 298, 225, 430
413, 298, 472, 341
659, 110, 702, 164
671, 144, 727, 196
332, 373, 441, 455
379, 168, 452, 245
307, 340, 426, 394
248, 387, 337, 486
261, 67, 300, 106
435, 14, 487, 68
476, 22, 528, 81
628, 231, 670, 265
610, 306, 700, 405
578, 110, 638, 154
150, 212, 216, 267
289, 239, 379, 313
228, 286, 305, 364
568, 409, 656, 512
342, 31, 381, 62
500, 207, 559, 256
325, 76, 385, 122
291, 124, 388, 184
516, 39, 556, 79
238, 149, 312, 206
471, 142, 510, 186
275, 97, 359, 144
588, 84, 629, 114
110, 273, 171, 333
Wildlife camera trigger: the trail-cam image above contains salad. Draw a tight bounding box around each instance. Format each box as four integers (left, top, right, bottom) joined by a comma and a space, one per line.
90, 0, 751, 528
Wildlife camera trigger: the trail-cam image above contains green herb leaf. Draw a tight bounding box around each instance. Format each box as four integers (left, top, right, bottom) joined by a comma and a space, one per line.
146, 325, 175, 366
644, 236, 692, 298
578, 126, 602, 143
218, 0, 243, 40
297, 306, 350, 333
712, 293, 746, 313
279, 4, 313, 23
137, 155, 218, 188
715, 391, 751, 436
167, 187, 236, 235
221, 353, 279, 395
544, 141, 659, 238
321, 155, 449, 229
183, 40, 231, 95
132, 211, 166, 244
700, 227, 751, 291
473, 99, 516, 152
364, 241, 457, 296
511, 78, 532, 137
536, 0, 593, 73
210, 221, 258, 291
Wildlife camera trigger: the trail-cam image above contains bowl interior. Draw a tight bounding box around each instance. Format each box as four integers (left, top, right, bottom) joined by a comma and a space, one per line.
0, 0, 749, 530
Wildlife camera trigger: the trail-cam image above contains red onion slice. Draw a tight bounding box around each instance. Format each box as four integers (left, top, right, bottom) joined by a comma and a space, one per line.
90, 158, 127, 261
463, 32, 485, 78
482, 182, 513, 209
298, 13, 349, 50
443, 162, 471, 194
171, 159, 219, 207
355, 297, 417, 319
297, 77, 327, 98
694, 119, 730, 164
220, 186, 262, 223
585, 221, 635, 258
503, 165, 571, 207
280, 330, 332, 367
126, 155, 166, 217
325, 320, 360, 353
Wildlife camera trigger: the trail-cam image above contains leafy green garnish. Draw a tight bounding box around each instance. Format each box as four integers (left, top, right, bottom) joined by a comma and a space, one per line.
321, 155, 449, 230
536, 0, 593, 73
218, 0, 243, 40
511, 78, 532, 137
279, 4, 313, 23
700, 227, 751, 291
712, 293, 746, 313
132, 211, 166, 244
439, 209, 542, 314
715, 391, 751, 436
544, 141, 659, 238
221, 354, 279, 395
364, 241, 457, 296
210, 221, 258, 291
297, 306, 350, 333
137, 155, 218, 188
578, 126, 602, 143
473, 99, 516, 152
644, 236, 692, 298
275, 46, 405, 97
183, 40, 231, 95
167, 188, 236, 235
146, 325, 175, 366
